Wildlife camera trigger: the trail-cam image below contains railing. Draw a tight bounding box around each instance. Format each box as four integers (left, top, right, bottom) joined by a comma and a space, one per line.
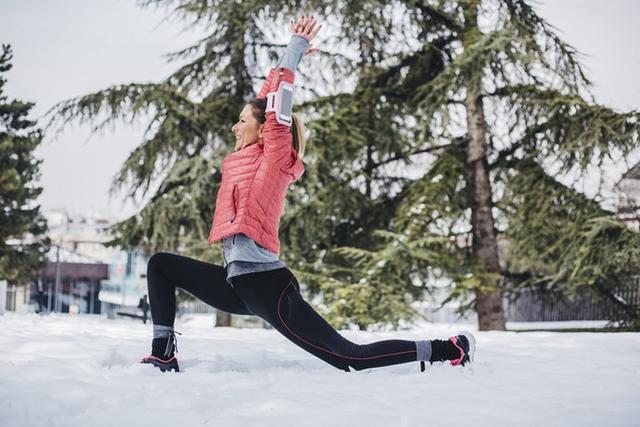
504, 280, 640, 323
177, 300, 217, 315
176, 299, 270, 328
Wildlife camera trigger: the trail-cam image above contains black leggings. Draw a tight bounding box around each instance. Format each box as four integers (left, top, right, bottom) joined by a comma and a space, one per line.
146, 251, 419, 371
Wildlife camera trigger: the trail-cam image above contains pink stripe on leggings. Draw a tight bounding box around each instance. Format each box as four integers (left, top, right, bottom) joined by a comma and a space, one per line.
276, 277, 416, 361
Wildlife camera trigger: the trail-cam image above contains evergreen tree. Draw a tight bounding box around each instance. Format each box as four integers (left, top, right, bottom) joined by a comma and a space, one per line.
312, 0, 640, 330
0, 45, 50, 285
49, 1, 640, 331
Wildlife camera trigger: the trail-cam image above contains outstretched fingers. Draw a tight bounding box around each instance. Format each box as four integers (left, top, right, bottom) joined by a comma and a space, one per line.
289, 14, 323, 41
289, 15, 306, 33
308, 19, 322, 39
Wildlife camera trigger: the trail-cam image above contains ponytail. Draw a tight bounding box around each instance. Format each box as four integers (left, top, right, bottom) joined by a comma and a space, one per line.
291, 113, 305, 158
247, 98, 306, 158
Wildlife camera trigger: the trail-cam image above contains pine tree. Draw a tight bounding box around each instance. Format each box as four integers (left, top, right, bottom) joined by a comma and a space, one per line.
314, 0, 640, 330
0, 45, 50, 285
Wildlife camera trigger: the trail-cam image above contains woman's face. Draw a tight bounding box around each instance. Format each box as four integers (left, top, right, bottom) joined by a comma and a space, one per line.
232, 104, 264, 151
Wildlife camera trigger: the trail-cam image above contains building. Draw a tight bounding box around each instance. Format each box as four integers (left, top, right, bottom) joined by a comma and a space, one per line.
36, 247, 108, 314
615, 160, 640, 231
22, 209, 116, 314
99, 250, 148, 319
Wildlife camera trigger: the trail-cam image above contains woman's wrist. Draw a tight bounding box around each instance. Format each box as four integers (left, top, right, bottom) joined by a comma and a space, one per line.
278, 35, 310, 71
291, 32, 312, 42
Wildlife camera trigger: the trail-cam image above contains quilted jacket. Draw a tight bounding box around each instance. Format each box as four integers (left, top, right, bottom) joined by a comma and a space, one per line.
207, 66, 305, 254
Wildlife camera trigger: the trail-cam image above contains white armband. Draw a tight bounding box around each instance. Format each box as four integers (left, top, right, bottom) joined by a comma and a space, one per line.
265, 81, 295, 126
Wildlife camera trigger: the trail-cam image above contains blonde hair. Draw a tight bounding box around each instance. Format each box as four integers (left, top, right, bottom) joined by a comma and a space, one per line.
248, 98, 305, 158
291, 113, 305, 158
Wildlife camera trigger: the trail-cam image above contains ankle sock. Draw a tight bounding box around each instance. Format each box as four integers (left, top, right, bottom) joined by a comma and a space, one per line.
415, 340, 432, 361
153, 324, 174, 339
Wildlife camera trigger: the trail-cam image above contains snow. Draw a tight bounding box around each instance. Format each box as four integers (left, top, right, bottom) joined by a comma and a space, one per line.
1, 313, 639, 427
506, 320, 611, 330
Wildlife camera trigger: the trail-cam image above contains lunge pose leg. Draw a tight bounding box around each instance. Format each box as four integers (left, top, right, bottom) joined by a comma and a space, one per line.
231, 268, 475, 372
141, 252, 252, 372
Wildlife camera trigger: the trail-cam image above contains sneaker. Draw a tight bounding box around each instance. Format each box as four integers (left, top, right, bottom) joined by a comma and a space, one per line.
448, 330, 476, 366
140, 333, 180, 372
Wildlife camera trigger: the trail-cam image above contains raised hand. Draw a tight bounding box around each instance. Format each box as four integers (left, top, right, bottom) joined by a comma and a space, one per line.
289, 14, 322, 56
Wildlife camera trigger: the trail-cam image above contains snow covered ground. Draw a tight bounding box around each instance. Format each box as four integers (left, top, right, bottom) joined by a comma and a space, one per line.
1, 313, 639, 427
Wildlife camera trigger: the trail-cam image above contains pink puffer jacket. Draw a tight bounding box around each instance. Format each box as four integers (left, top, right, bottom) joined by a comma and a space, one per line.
207, 67, 305, 254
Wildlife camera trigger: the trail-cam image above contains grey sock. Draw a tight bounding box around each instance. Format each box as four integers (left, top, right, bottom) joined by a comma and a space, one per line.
153, 324, 174, 339
415, 340, 432, 361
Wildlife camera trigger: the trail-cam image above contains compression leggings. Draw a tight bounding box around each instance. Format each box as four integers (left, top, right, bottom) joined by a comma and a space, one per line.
146, 251, 420, 371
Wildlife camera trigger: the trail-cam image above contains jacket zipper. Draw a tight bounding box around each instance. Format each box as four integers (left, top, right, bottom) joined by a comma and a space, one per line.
230, 184, 238, 223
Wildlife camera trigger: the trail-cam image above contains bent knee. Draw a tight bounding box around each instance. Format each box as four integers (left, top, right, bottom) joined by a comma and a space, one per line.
147, 251, 174, 275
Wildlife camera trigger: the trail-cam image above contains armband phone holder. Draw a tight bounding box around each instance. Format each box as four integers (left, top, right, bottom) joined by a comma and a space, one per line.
266, 81, 295, 126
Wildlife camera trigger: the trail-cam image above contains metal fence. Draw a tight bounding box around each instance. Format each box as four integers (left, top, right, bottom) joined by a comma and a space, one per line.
177, 299, 217, 315
176, 299, 269, 328
504, 281, 640, 322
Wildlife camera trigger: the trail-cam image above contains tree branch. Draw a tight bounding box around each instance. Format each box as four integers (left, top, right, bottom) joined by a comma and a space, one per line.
364, 143, 454, 174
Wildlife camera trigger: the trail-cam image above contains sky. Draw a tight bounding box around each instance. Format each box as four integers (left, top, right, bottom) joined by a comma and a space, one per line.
2, 0, 640, 222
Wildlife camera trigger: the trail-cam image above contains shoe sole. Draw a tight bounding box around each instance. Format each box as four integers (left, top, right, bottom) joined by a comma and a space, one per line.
458, 330, 476, 365
141, 356, 180, 372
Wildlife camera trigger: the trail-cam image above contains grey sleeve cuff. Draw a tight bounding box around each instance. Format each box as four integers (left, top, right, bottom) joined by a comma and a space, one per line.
275, 34, 310, 72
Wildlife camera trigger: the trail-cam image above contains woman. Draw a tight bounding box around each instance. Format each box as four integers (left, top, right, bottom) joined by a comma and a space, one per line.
141, 15, 475, 373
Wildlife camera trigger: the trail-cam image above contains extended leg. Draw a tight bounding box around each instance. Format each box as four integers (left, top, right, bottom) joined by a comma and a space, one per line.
232, 268, 418, 371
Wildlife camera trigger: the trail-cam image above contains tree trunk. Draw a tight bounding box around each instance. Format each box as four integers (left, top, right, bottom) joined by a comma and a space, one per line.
216, 310, 232, 327
464, 87, 507, 331
461, 1, 506, 331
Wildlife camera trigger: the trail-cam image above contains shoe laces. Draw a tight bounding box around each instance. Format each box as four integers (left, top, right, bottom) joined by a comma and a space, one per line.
449, 336, 465, 366
164, 331, 182, 359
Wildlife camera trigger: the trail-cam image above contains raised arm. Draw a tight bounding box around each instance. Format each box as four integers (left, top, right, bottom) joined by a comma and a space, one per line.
257, 15, 321, 97
259, 15, 322, 166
